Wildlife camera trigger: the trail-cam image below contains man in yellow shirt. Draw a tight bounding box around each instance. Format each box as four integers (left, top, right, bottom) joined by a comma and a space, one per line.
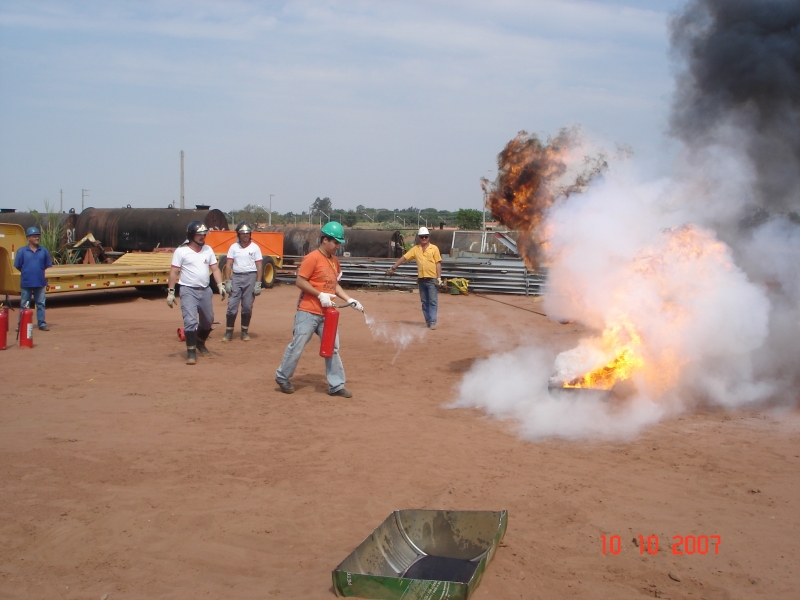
386, 227, 442, 329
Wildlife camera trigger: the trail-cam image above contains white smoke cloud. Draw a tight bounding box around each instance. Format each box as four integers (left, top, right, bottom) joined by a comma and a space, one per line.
452, 344, 667, 441
454, 154, 783, 441
364, 313, 427, 363
455, 0, 800, 440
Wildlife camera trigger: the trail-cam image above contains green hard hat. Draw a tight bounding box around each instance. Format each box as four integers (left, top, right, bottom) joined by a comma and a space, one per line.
321, 221, 345, 243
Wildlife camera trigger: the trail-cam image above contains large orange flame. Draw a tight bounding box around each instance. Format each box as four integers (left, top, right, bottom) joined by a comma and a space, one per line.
482, 127, 607, 269
563, 321, 644, 390
556, 225, 727, 394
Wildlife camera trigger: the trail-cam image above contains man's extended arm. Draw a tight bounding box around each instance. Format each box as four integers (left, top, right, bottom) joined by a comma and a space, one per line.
386, 256, 407, 275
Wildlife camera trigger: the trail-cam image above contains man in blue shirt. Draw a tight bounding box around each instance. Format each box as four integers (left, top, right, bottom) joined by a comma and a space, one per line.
14, 226, 53, 331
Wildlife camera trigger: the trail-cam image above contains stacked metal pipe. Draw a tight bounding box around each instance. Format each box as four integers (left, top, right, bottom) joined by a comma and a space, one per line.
277, 256, 545, 296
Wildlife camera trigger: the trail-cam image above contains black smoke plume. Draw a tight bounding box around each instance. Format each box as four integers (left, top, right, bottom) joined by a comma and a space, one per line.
670, 0, 800, 223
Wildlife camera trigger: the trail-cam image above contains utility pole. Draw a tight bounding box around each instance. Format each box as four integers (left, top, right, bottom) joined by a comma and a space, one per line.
483, 169, 492, 231
81, 189, 90, 212
269, 193, 274, 226
180, 150, 185, 209
483, 188, 487, 231
60, 189, 63, 213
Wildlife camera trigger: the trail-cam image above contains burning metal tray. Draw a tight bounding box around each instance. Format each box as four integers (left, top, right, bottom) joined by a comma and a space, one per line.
332, 509, 507, 600
548, 384, 613, 402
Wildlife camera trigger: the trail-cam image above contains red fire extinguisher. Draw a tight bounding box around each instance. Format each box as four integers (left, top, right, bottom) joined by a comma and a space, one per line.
319, 306, 339, 358
18, 304, 34, 348
0, 305, 8, 350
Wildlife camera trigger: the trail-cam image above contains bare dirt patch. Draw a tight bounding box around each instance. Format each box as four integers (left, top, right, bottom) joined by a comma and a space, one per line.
1, 285, 798, 599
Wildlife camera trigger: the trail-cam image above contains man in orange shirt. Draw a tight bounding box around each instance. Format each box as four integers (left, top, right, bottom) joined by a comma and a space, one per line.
275, 222, 364, 397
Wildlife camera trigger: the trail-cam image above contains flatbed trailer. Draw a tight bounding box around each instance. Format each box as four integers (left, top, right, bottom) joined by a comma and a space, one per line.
1, 224, 174, 295
1, 223, 284, 296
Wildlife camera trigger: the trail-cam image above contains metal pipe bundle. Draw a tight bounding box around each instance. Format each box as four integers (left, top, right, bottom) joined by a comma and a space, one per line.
277, 256, 545, 296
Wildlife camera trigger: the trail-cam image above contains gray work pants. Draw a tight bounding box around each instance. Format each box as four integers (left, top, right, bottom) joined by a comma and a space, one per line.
226, 271, 257, 318
275, 310, 346, 394
180, 285, 213, 332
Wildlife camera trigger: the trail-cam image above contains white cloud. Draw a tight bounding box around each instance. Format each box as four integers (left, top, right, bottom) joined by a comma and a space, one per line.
0, 0, 682, 212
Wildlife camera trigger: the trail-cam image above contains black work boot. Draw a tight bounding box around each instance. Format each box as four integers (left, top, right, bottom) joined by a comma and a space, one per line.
196, 328, 212, 357
185, 330, 197, 365
221, 314, 235, 342
241, 314, 251, 341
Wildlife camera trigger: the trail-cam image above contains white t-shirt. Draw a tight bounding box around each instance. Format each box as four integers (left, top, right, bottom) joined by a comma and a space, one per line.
172, 244, 218, 287
226, 242, 263, 274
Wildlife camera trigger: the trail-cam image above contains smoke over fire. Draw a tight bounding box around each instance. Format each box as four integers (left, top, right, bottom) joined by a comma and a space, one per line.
481, 127, 609, 270
670, 0, 800, 230
455, 0, 800, 440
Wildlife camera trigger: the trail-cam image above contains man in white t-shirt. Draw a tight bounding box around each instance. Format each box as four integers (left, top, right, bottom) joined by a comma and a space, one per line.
167, 220, 226, 365
221, 222, 264, 342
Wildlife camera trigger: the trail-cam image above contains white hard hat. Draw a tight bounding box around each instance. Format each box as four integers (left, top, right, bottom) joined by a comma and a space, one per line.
418, 226, 430, 236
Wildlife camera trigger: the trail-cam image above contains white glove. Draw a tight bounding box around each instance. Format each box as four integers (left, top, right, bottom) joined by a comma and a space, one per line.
220, 284, 227, 300
254, 281, 262, 296
318, 292, 335, 308
166, 288, 176, 308
224, 280, 232, 294
347, 298, 364, 312
437, 278, 443, 287
385, 267, 395, 276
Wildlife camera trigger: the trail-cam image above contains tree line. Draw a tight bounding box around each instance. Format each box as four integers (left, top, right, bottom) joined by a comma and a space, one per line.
227, 198, 484, 230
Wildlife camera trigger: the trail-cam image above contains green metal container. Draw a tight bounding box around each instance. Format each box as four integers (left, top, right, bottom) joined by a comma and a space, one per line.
332, 509, 508, 600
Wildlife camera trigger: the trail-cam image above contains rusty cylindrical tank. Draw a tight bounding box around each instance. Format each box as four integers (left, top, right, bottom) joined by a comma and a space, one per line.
75, 207, 228, 252
423, 229, 453, 255
0, 210, 79, 247
262, 226, 404, 258
262, 227, 325, 257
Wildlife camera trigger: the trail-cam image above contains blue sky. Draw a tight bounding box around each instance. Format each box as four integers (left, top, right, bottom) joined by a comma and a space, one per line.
0, 0, 683, 215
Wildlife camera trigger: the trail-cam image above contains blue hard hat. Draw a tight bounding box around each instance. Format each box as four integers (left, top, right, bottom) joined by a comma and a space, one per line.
25, 227, 41, 236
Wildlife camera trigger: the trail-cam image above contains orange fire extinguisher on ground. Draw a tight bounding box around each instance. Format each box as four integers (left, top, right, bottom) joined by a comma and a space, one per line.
18, 304, 34, 348
319, 306, 339, 358
0, 305, 8, 350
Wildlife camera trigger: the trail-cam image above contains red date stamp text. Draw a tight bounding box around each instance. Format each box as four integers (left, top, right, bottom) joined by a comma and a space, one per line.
601, 535, 721, 555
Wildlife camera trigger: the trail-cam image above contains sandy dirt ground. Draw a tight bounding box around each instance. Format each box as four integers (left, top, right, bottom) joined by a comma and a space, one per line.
1, 283, 799, 600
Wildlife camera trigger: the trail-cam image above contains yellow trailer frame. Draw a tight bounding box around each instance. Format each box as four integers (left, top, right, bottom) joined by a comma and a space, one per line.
1, 223, 172, 295
1, 222, 286, 297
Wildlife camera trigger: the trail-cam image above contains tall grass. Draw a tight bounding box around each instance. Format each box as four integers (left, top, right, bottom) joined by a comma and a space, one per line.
30, 200, 70, 264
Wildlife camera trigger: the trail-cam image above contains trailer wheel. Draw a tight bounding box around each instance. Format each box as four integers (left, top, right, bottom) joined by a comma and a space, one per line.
262, 256, 276, 289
